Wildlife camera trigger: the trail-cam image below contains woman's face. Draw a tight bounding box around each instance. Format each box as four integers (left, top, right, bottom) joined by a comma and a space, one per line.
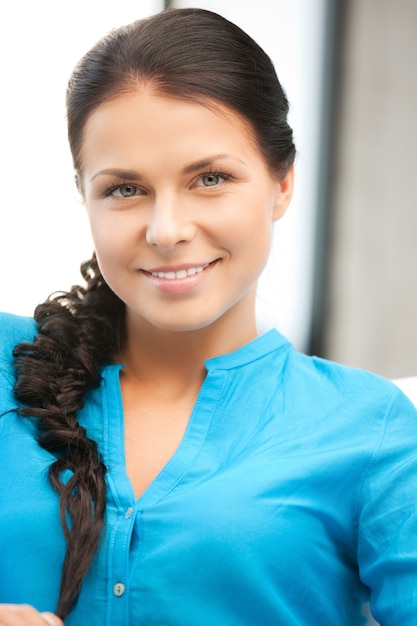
81, 89, 293, 336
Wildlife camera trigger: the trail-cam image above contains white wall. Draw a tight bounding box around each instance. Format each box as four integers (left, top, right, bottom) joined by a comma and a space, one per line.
0, 0, 162, 314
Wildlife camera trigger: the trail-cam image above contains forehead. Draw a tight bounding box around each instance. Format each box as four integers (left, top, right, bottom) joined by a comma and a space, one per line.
80, 88, 263, 173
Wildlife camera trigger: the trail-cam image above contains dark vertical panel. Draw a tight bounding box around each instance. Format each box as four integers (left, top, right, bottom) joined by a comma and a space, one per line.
308, 0, 349, 356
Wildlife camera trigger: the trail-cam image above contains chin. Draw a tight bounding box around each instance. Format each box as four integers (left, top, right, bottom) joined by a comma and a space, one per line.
156, 320, 215, 334
149, 311, 224, 334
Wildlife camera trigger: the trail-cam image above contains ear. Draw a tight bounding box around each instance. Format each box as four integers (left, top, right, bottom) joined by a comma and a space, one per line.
73, 172, 85, 205
272, 165, 294, 222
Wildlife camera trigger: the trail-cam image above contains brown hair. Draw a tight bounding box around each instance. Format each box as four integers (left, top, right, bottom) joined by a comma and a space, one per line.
13, 7, 295, 619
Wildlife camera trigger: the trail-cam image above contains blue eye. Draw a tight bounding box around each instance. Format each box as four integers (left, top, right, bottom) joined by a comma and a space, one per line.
201, 173, 222, 186
103, 182, 144, 199
114, 184, 138, 197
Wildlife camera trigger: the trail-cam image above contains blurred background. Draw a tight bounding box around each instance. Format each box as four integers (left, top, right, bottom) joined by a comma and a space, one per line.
0, 0, 416, 379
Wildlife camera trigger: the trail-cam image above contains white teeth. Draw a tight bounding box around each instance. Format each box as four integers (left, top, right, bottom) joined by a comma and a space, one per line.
151, 264, 209, 279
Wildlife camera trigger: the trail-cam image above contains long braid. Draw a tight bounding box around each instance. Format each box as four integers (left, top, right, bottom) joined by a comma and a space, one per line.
12, 256, 124, 619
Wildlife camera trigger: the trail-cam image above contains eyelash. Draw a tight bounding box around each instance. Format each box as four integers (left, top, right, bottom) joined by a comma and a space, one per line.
102, 170, 232, 198
103, 182, 141, 198
193, 171, 232, 188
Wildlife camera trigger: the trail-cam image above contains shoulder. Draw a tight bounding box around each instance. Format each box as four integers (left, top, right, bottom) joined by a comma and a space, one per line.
392, 376, 417, 407
288, 347, 395, 397
283, 348, 416, 428
251, 329, 406, 417
0, 311, 37, 343
0, 313, 36, 412
0, 312, 37, 364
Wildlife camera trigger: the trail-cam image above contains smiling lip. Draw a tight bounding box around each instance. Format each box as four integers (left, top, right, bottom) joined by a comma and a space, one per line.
142, 261, 217, 293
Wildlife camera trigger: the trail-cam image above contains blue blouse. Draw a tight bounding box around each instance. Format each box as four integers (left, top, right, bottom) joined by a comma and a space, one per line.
1, 312, 417, 625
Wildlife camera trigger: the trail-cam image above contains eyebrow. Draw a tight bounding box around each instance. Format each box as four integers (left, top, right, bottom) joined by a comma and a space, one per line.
90, 168, 143, 183
183, 154, 246, 174
89, 155, 246, 183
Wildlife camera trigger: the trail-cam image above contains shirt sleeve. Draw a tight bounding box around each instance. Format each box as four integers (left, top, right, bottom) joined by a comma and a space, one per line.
356, 388, 417, 625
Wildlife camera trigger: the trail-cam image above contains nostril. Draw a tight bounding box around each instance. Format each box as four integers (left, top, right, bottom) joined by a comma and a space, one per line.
145, 219, 196, 249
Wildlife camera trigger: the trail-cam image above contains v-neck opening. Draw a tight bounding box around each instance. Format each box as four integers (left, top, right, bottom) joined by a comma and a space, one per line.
101, 364, 228, 509
99, 329, 289, 510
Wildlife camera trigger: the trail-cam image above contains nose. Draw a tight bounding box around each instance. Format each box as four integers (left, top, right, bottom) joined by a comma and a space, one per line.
145, 195, 196, 251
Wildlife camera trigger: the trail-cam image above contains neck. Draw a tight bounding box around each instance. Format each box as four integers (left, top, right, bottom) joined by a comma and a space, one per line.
119, 306, 258, 390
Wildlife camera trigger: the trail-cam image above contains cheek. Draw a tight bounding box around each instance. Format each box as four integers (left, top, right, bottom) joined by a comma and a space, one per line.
87, 213, 137, 259
226, 202, 273, 255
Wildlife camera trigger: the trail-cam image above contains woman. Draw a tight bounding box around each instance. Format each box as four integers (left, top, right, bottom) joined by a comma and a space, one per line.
1, 8, 416, 625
